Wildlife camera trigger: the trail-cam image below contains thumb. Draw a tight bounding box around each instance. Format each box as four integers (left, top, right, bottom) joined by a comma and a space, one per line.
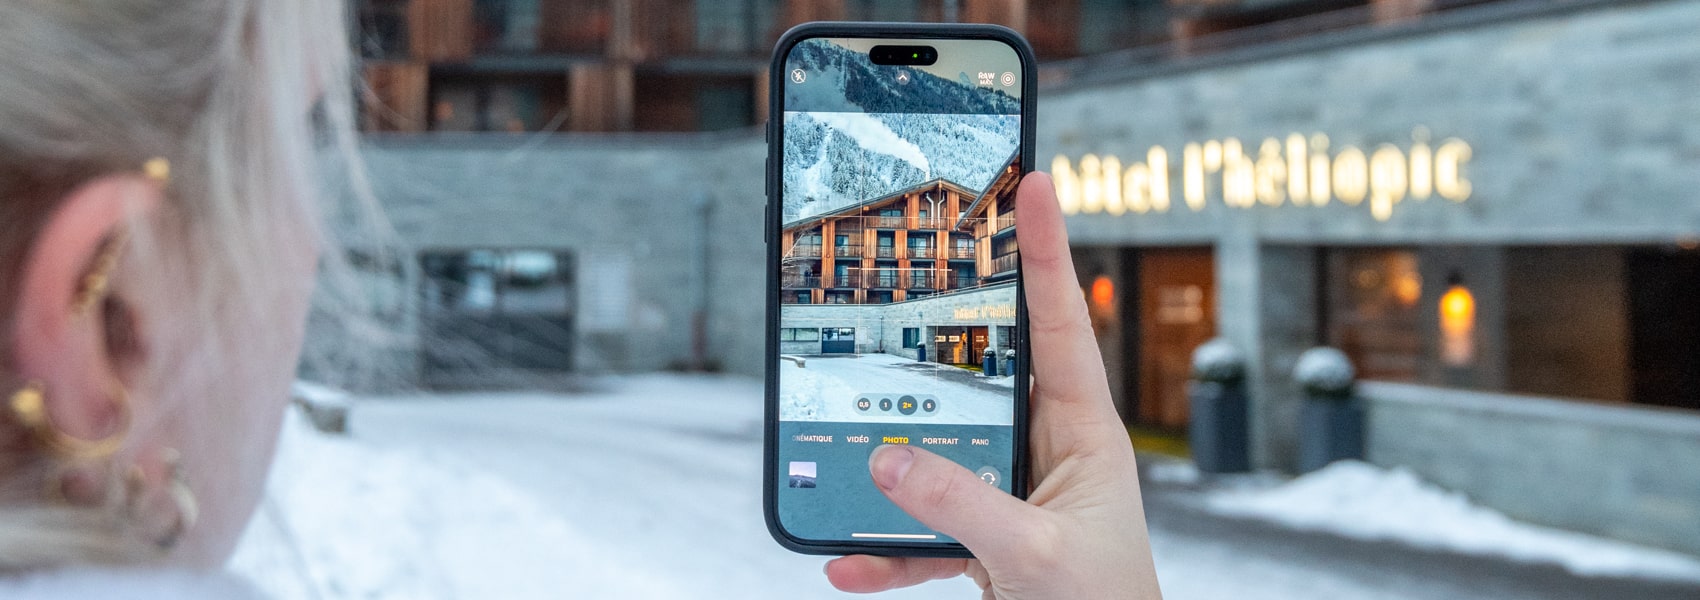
869, 444, 1048, 562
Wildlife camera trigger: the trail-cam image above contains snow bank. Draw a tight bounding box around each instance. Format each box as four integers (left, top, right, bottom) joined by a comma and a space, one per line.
230, 413, 686, 599
1206, 460, 1700, 582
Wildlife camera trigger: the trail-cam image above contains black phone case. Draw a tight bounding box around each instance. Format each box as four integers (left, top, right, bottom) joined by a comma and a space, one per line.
762, 21, 1038, 558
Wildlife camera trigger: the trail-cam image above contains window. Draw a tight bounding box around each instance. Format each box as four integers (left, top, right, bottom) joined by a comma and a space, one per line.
357, 0, 409, 59
473, 0, 542, 53
420, 249, 573, 315
781, 328, 821, 342
694, 0, 776, 55
902, 328, 921, 349
793, 292, 811, 304
430, 75, 567, 132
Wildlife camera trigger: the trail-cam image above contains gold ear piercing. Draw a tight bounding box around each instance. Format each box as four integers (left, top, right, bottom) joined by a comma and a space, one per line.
68, 156, 165, 314
7, 380, 132, 461
142, 157, 170, 184
71, 229, 129, 316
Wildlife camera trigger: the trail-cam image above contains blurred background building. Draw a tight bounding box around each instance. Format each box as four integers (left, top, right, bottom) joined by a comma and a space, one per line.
343, 0, 1700, 558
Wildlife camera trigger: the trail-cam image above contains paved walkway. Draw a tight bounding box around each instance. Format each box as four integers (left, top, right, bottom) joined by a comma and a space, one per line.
1138, 459, 1700, 600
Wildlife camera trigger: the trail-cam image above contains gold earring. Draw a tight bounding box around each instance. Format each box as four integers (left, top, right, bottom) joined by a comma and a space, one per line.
71, 229, 129, 316
7, 380, 131, 461
142, 157, 170, 184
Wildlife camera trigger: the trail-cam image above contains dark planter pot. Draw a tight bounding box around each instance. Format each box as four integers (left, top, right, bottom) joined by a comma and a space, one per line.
1298, 393, 1364, 473
1188, 379, 1250, 474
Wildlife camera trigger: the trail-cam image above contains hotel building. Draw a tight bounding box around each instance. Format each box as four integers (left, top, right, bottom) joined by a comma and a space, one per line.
779, 159, 1021, 365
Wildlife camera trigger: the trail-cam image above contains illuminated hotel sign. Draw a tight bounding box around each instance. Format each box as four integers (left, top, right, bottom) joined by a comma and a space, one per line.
954, 304, 1016, 321
1052, 128, 1472, 222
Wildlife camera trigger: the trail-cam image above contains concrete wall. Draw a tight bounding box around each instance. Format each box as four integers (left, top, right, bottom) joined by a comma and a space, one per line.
777, 284, 1018, 358
355, 132, 768, 378
1363, 381, 1700, 556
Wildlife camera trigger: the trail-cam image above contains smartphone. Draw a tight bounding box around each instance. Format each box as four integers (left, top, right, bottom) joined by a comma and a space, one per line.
763, 22, 1035, 557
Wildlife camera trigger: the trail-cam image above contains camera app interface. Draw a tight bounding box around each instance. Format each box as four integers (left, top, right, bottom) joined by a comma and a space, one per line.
776, 37, 1022, 544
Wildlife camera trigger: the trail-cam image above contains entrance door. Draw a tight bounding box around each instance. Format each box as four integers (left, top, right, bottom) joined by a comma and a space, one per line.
935, 327, 965, 364
821, 327, 856, 354
1137, 250, 1217, 429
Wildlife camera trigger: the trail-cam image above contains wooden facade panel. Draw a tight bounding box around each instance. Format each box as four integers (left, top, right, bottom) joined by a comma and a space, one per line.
962, 0, 1027, 31
569, 63, 635, 131
362, 62, 430, 132
409, 0, 472, 61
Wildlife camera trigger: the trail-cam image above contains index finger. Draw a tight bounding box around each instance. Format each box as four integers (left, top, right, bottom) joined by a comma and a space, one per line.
1014, 172, 1123, 435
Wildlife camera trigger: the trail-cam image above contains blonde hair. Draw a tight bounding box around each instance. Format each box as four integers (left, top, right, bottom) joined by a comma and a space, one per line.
0, 0, 379, 567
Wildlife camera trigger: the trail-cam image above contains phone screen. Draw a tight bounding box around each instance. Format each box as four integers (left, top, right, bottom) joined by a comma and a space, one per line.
772, 35, 1025, 547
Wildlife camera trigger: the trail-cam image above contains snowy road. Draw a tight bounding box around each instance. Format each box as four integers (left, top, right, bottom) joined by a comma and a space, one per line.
233, 375, 1700, 599
781, 353, 1016, 425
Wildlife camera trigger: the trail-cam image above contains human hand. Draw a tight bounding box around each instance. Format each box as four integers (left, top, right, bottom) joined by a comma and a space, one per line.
824, 172, 1163, 599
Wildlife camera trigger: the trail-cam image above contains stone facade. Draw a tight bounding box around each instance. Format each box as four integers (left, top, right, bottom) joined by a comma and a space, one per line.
779, 284, 1017, 359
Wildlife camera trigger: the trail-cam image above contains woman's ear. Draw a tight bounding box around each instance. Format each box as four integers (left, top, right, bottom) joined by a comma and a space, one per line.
10, 174, 163, 445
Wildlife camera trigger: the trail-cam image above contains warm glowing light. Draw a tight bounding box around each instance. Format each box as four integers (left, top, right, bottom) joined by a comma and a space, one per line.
1091, 275, 1115, 309
1440, 283, 1477, 366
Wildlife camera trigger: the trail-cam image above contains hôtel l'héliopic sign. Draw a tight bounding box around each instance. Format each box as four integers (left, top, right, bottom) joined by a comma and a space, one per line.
1051, 128, 1472, 222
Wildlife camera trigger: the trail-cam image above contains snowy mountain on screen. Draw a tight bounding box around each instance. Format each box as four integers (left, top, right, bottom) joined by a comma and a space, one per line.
783, 112, 1018, 222
780, 40, 1020, 223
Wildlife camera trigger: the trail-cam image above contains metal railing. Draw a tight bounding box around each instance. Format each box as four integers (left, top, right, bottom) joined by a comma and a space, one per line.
790, 244, 821, 258
913, 217, 949, 231
866, 271, 901, 289
994, 213, 1016, 233
874, 246, 898, 259
909, 273, 937, 289
833, 245, 862, 258
949, 246, 976, 260
909, 246, 935, 259
871, 216, 906, 229
991, 253, 1019, 275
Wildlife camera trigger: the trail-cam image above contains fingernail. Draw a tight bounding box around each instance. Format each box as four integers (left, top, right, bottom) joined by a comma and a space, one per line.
870, 445, 915, 491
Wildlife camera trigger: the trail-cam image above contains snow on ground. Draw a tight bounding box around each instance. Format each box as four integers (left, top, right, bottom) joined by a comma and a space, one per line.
780, 353, 1014, 425
230, 375, 1700, 600
229, 413, 685, 599
233, 375, 979, 600
1206, 460, 1700, 583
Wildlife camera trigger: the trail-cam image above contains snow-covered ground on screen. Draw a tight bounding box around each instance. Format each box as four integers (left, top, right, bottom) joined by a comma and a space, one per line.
782, 111, 1019, 222
1206, 460, 1700, 583
779, 353, 1015, 425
